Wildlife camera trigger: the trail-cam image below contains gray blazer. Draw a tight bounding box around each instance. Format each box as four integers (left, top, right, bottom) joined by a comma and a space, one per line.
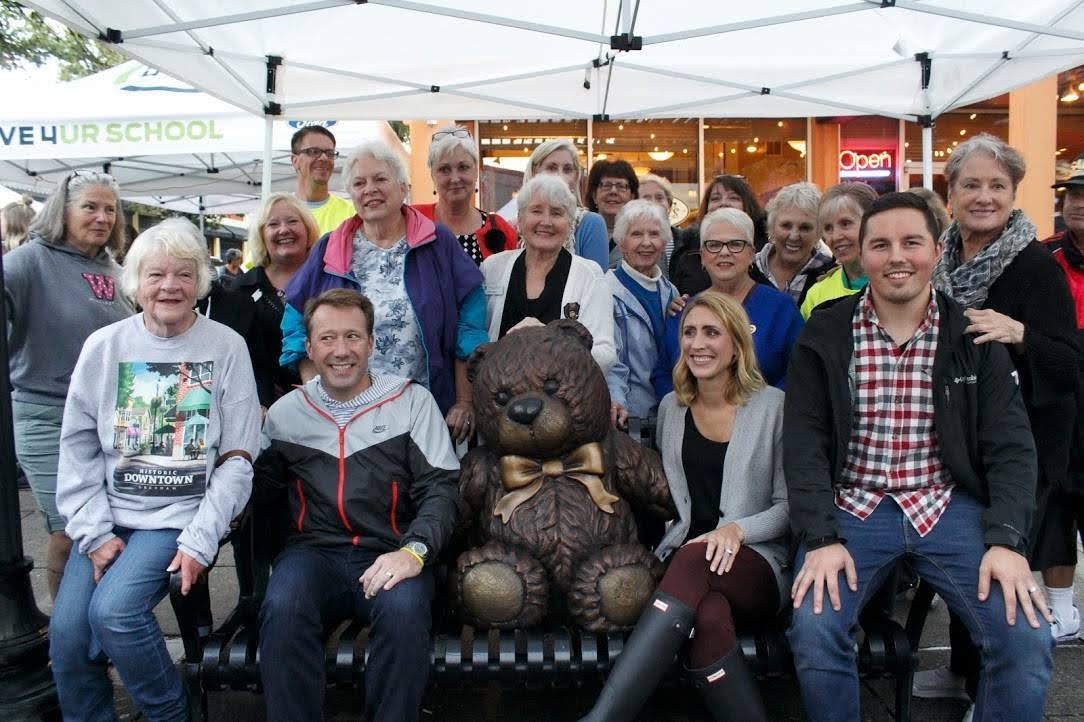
654, 386, 791, 606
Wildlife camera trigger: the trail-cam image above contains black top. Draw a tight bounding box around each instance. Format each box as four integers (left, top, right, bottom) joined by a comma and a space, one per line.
499, 248, 573, 338
981, 241, 1080, 489
682, 407, 730, 541
207, 266, 300, 408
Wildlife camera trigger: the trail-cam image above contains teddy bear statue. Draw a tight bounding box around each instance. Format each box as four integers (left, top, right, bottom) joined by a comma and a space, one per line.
453, 320, 675, 632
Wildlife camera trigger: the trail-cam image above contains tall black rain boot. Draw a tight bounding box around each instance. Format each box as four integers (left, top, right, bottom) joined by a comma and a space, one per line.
577, 591, 695, 722
689, 645, 768, 722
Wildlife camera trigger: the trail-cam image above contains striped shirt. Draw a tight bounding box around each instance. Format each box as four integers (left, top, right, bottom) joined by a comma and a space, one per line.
315, 374, 406, 427
836, 289, 953, 536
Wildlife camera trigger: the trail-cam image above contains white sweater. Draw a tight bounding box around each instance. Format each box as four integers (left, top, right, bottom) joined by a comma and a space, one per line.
480, 249, 616, 373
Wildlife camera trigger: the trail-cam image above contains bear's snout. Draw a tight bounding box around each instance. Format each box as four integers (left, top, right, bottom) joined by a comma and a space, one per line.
507, 397, 543, 425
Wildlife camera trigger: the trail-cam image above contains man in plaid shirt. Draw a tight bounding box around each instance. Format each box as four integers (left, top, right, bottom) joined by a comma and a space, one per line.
783, 193, 1053, 722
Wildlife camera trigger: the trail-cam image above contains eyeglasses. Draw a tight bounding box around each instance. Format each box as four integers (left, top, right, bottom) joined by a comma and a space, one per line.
702, 239, 751, 254
432, 128, 472, 142
295, 147, 339, 160
599, 180, 631, 193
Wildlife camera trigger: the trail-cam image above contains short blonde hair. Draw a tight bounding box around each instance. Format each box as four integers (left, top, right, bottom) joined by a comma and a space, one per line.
672, 291, 765, 406
246, 193, 320, 268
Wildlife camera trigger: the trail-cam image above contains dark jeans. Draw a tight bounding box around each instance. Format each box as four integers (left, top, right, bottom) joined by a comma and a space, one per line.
787, 493, 1053, 722
258, 544, 434, 722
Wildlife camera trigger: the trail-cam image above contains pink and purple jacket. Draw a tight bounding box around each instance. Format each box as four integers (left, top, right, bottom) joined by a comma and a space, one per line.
280, 206, 486, 414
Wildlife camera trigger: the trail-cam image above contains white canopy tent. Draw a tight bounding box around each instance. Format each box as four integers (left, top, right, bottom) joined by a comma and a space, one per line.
0, 61, 407, 213
20, 1, 1084, 189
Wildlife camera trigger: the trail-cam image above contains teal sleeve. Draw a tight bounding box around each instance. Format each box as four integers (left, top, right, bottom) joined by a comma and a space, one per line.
455, 285, 488, 360
575, 212, 610, 272
279, 302, 307, 370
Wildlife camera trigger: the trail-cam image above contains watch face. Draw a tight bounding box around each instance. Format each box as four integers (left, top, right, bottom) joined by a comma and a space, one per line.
409, 541, 429, 558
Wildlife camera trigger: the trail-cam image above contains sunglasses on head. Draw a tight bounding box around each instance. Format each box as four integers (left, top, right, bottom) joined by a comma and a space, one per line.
433, 128, 472, 142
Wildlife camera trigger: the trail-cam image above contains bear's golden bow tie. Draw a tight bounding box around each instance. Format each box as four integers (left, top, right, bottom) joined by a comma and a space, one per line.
494, 442, 619, 523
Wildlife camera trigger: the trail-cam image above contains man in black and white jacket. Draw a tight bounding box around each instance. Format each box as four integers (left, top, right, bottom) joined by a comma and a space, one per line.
254, 288, 459, 722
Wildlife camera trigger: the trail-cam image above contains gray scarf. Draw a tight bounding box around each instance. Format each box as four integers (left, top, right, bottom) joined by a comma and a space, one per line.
932, 209, 1035, 309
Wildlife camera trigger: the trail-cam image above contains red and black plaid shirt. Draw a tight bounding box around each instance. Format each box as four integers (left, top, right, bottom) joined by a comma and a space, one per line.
836, 289, 953, 536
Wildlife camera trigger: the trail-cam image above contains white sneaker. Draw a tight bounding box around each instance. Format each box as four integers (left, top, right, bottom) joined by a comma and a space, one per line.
1050, 605, 1081, 643
912, 665, 970, 701
961, 703, 974, 722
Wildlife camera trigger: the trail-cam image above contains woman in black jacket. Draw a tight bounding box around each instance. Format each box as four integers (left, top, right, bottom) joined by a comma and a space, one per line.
207, 193, 319, 411
917, 132, 1081, 703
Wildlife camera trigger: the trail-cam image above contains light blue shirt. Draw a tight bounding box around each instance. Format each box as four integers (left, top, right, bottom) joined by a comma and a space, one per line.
350, 232, 429, 387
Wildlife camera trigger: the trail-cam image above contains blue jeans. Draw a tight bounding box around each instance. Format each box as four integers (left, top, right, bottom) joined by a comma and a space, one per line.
259, 545, 435, 722
49, 528, 186, 722
787, 493, 1053, 722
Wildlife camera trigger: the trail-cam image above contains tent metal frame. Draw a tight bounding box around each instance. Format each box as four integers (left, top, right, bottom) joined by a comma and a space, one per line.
25, 0, 1084, 195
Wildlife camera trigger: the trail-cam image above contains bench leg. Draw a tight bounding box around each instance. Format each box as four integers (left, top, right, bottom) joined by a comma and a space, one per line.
895, 662, 914, 722
183, 662, 208, 722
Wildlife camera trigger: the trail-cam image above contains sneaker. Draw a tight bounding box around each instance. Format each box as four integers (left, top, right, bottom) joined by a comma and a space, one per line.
1050, 605, 1081, 643
912, 665, 970, 701
962, 703, 974, 722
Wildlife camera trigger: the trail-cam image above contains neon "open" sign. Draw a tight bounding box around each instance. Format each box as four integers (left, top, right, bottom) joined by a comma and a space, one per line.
839, 150, 893, 178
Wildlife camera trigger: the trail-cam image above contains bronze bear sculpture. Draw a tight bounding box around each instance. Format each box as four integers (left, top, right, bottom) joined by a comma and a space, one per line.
454, 320, 674, 632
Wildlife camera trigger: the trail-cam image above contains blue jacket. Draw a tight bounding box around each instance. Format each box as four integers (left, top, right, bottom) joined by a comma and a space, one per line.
664, 283, 803, 390
280, 206, 487, 414
606, 270, 679, 416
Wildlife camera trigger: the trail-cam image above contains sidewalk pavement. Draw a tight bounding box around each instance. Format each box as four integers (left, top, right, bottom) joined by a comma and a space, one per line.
20, 489, 1084, 721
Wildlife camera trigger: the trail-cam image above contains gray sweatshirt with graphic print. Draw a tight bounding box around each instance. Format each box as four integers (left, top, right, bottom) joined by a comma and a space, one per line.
57, 314, 261, 566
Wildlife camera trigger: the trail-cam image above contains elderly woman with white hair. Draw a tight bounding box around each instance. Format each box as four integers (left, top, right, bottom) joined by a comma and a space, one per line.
481, 174, 615, 371
50, 217, 260, 722
667, 207, 803, 389
413, 124, 517, 264
5, 171, 134, 599
517, 138, 609, 270
281, 138, 487, 441
605, 199, 680, 426
753, 181, 834, 307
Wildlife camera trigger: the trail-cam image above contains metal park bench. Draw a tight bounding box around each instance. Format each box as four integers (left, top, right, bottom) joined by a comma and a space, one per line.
168, 417, 916, 721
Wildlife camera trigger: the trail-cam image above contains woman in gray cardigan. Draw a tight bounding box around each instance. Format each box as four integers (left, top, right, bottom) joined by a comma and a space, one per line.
579, 291, 787, 722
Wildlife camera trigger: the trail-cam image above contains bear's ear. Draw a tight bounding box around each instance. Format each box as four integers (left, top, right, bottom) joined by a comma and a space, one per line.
549, 319, 593, 351
467, 342, 495, 384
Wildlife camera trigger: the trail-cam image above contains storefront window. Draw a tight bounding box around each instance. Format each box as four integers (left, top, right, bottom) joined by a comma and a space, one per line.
1055, 67, 1084, 229
838, 116, 900, 195
702, 118, 807, 212
475, 120, 588, 211
591, 119, 699, 226
903, 96, 1008, 198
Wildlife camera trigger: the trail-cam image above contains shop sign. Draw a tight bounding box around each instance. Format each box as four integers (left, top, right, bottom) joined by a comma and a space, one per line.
839, 149, 893, 179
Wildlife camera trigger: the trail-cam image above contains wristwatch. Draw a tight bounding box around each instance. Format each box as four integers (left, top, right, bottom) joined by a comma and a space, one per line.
402, 540, 429, 565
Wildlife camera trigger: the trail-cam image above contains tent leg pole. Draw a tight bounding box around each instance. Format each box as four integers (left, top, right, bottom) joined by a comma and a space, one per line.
922, 124, 934, 190
261, 116, 273, 207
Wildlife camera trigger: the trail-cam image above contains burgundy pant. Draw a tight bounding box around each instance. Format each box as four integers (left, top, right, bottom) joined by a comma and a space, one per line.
657, 542, 779, 668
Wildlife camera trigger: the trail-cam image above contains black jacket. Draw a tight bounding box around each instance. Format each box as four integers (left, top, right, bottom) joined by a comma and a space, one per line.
783, 290, 1037, 553
205, 267, 300, 408
980, 242, 1079, 491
